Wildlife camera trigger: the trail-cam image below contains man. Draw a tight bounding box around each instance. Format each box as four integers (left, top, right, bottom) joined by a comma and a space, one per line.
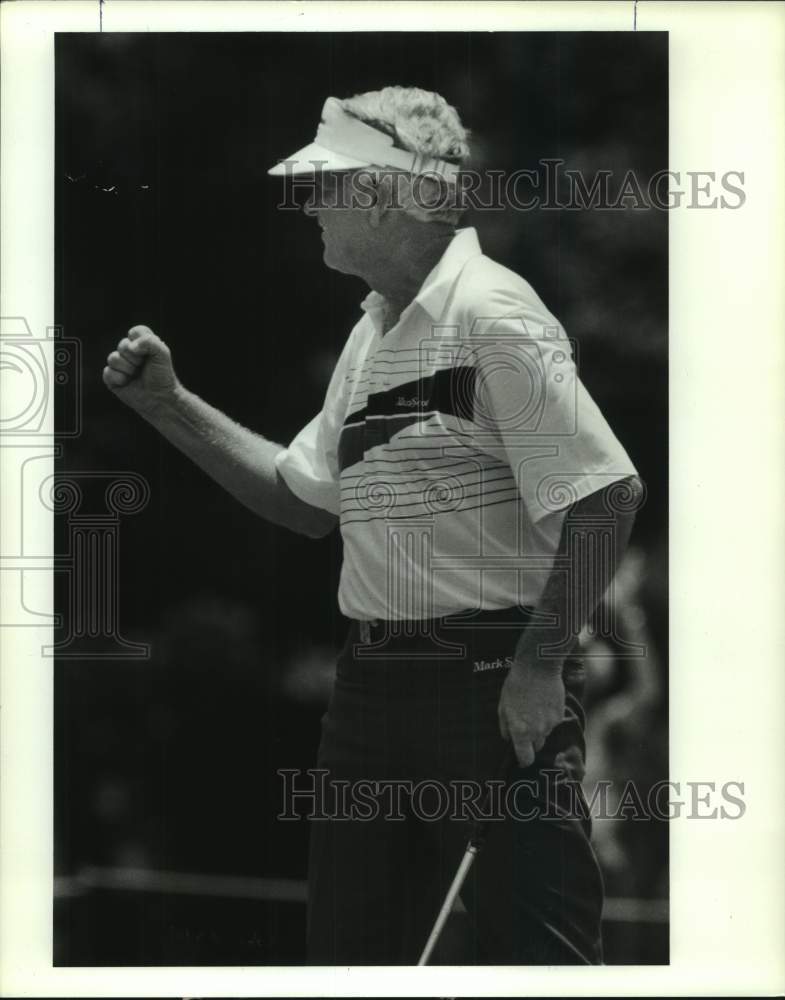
104, 86, 643, 965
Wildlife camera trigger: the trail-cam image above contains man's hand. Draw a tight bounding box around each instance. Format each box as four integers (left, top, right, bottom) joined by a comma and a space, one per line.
498, 659, 566, 768
103, 325, 179, 415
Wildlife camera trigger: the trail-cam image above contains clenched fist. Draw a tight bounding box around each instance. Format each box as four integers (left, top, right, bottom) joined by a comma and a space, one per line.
103, 325, 179, 414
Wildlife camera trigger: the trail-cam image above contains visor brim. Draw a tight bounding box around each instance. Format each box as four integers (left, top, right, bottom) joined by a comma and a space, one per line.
267, 142, 371, 176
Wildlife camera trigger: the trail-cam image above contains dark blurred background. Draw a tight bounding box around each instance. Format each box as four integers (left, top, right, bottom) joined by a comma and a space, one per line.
54, 31, 668, 966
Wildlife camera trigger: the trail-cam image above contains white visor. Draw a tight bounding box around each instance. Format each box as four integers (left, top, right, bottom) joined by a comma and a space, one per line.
268, 97, 460, 182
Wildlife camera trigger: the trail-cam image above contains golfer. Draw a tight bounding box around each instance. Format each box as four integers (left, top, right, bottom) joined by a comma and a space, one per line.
104, 86, 643, 965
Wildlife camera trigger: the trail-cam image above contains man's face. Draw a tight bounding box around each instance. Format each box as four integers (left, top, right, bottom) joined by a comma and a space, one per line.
303, 171, 377, 275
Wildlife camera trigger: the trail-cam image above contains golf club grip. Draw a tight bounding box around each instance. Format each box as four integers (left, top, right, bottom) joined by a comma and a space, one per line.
468, 742, 517, 850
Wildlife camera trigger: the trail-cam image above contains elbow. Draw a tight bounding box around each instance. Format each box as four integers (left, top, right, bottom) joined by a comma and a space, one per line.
273, 470, 338, 538
299, 509, 338, 539
278, 501, 338, 539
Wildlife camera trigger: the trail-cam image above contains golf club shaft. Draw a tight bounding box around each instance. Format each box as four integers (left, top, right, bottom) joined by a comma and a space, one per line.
417, 744, 516, 965
417, 845, 479, 966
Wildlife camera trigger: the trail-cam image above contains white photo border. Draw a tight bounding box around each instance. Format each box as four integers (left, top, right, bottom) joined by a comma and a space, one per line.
1, 1, 784, 996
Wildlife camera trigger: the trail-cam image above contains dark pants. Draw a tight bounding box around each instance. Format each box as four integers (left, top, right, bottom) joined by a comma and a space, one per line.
306, 608, 604, 965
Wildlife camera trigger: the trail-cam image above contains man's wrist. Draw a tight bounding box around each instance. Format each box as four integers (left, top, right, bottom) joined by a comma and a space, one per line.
513, 626, 578, 672
140, 380, 185, 425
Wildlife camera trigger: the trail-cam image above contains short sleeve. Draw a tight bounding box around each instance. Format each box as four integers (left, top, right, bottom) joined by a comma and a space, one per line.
275, 411, 341, 515
472, 312, 639, 523
274, 325, 360, 516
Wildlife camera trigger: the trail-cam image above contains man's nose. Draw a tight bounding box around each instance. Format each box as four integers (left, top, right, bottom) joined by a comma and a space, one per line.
302, 183, 322, 218
303, 196, 319, 218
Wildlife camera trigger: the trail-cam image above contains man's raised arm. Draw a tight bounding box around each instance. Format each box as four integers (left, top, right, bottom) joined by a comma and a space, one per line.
103, 325, 338, 539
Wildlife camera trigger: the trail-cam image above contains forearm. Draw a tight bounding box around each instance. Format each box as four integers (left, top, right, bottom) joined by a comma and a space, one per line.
515, 476, 643, 667
141, 385, 337, 538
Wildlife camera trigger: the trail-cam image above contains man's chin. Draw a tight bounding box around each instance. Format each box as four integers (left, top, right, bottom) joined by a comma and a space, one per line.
321, 245, 353, 275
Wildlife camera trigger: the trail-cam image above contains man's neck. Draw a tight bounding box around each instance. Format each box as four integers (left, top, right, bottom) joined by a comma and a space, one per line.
365, 226, 455, 332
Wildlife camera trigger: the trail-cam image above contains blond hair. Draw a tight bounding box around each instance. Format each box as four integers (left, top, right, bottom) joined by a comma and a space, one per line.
340, 86, 470, 224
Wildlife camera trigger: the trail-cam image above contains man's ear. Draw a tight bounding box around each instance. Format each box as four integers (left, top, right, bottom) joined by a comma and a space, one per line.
348, 169, 384, 229
368, 195, 383, 229
367, 172, 400, 228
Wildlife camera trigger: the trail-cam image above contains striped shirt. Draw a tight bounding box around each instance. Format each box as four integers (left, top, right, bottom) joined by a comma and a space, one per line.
276, 227, 638, 621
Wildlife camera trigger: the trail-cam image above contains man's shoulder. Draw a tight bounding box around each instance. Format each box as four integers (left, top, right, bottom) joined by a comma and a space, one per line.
450, 253, 563, 337
340, 310, 376, 356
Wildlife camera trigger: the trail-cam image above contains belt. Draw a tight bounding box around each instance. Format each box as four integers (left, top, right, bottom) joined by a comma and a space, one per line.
352, 605, 539, 645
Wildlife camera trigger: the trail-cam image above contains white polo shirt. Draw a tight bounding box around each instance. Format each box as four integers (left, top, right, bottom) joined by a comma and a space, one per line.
275, 227, 638, 621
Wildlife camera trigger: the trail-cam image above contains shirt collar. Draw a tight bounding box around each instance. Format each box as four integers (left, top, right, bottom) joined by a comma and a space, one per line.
360, 227, 483, 327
